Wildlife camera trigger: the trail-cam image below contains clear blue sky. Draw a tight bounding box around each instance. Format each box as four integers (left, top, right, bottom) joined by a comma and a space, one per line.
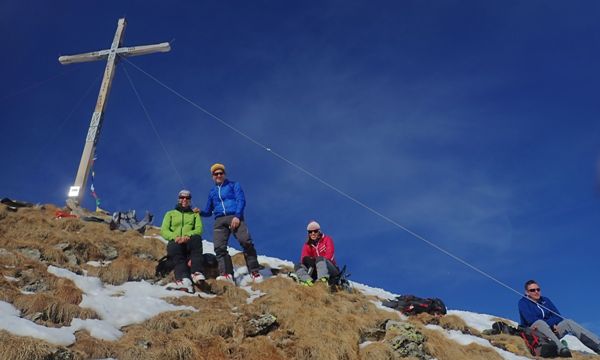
1, 1, 599, 332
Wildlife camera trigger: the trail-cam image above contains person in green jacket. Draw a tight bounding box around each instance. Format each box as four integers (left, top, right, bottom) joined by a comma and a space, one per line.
161, 189, 204, 293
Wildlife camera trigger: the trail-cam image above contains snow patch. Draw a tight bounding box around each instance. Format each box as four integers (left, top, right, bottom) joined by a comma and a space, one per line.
86, 260, 112, 267
0, 300, 76, 346
0, 265, 199, 345
448, 309, 516, 332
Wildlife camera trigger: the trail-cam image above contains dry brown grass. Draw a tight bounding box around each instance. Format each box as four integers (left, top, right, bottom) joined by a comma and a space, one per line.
0, 330, 56, 360
114, 327, 201, 360
7, 204, 599, 360
358, 342, 397, 360
232, 252, 246, 267
230, 336, 286, 360
247, 276, 394, 360
12, 292, 98, 326
69, 331, 117, 360
412, 313, 480, 335
51, 277, 83, 305
422, 326, 504, 360
483, 333, 532, 357
98, 256, 155, 284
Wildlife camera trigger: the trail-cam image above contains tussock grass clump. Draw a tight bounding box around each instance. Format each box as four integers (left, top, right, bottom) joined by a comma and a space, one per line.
70, 331, 116, 360
413, 313, 480, 335
232, 336, 286, 360
359, 342, 397, 359
422, 327, 503, 360
12, 293, 98, 326
98, 256, 155, 284
232, 253, 246, 267
51, 278, 83, 305
483, 333, 531, 357
0, 330, 56, 360
59, 218, 85, 232
0, 274, 20, 302
115, 328, 200, 360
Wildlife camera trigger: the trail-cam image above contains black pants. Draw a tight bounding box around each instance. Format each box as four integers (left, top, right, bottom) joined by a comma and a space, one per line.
166, 235, 204, 280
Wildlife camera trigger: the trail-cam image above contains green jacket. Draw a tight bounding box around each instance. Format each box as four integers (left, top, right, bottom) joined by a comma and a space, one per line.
160, 205, 203, 241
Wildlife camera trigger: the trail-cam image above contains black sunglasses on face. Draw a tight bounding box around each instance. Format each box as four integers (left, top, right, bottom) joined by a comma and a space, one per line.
212, 172, 224, 176
527, 288, 541, 293
307, 230, 320, 234
179, 196, 191, 200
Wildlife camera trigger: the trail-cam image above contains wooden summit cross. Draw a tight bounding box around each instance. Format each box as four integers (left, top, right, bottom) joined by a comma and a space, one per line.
59, 18, 170, 207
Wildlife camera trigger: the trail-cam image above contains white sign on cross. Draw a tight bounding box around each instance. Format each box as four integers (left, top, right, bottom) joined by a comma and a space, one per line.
59, 18, 170, 206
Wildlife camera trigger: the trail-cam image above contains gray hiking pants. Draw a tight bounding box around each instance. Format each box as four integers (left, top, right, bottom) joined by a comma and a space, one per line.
294, 256, 339, 282
213, 215, 259, 275
532, 319, 600, 353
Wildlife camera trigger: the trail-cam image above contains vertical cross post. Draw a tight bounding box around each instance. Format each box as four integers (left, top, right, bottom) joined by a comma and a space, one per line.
59, 18, 170, 207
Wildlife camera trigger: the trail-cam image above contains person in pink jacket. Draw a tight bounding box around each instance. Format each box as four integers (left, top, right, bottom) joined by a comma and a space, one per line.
292, 220, 339, 286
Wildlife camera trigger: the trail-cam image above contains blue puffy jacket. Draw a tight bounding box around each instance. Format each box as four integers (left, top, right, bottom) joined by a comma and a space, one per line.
518, 296, 562, 327
200, 179, 246, 219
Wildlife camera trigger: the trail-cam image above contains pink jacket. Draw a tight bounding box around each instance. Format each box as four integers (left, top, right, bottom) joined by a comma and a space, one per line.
300, 234, 336, 265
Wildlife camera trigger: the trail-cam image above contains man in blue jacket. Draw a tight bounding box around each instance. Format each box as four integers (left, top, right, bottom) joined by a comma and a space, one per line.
519, 279, 600, 357
200, 163, 262, 284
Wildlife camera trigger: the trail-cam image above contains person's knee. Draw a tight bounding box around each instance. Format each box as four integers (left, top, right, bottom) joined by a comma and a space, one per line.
235, 230, 252, 246
532, 320, 551, 330
214, 245, 228, 255
188, 236, 203, 251
302, 256, 316, 268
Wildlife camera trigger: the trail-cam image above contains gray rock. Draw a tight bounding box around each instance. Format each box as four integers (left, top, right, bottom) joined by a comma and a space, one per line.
54, 243, 78, 265
245, 314, 278, 337
136, 339, 151, 349
25, 312, 44, 322
385, 321, 431, 359
51, 348, 75, 360
135, 252, 154, 261
64, 250, 79, 265
0, 248, 12, 257
53, 243, 71, 251
16, 248, 41, 261
360, 327, 387, 342
99, 243, 118, 260
19, 269, 50, 293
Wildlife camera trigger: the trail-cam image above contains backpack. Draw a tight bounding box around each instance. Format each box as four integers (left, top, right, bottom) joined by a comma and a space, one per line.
519, 326, 558, 358
485, 321, 521, 336
382, 295, 447, 316
329, 265, 352, 292
155, 256, 175, 277
155, 253, 220, 278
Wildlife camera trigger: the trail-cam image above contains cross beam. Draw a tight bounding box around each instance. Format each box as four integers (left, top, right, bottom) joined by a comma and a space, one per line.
59, 18, 170, 206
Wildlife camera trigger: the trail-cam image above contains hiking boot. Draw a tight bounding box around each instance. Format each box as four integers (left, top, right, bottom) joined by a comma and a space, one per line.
250, 271, 263, 283
216, 273, 235, 284
558, 347, 572, 358
300, 279, 314, 287
165, 278, 194, 293
318, 276, 329, 284
191, 272, 206, 285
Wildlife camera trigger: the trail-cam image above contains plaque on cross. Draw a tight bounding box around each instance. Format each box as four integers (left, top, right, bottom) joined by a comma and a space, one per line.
59, 18, 170, 207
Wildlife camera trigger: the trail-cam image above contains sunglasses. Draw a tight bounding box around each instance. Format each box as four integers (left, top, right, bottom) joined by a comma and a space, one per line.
307, 230, 320, 234
212, 172, 224, 176
527, 288, 541, 293
179, 196, 191, 200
